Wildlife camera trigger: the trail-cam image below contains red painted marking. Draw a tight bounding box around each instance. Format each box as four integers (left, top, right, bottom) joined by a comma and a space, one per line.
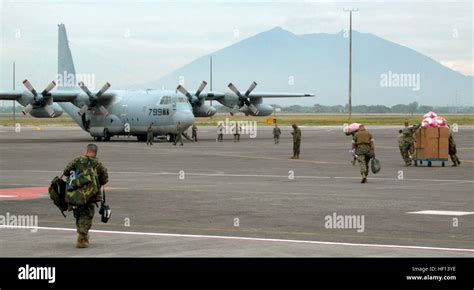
0, 187, 48, 201
0, 187, 115, 201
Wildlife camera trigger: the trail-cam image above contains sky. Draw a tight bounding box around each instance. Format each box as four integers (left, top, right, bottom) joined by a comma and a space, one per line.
0, 0, 472, 92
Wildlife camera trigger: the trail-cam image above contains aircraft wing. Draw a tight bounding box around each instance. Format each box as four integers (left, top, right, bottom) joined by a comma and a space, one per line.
201, 92, 226, 101
247, 92, 315, 98
0, 91, 23, 101
201, 92, 315, 100
0, 90, 115, 102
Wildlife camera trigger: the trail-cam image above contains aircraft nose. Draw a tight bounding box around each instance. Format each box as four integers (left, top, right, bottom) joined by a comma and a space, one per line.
173, 110, 195, 129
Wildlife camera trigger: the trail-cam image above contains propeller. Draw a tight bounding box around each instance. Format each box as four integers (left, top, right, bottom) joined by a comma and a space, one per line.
77, 82, 111, 117
227, 81, 259, 115
176, 81, 214, 116
22, 80, 57, 117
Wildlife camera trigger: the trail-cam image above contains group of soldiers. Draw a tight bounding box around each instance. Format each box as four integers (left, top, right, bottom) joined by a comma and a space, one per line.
397, 121, 461, 167
146, 122, 198, 146
61, 119, 463, 248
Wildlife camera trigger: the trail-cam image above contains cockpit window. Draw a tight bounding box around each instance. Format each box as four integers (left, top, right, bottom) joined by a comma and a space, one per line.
159, 96, 172, 105
178, 97, 188, 103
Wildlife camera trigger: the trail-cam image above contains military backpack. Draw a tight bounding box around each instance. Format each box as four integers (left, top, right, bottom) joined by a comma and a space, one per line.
48, 176, 68, 217
65, 157, 100, 206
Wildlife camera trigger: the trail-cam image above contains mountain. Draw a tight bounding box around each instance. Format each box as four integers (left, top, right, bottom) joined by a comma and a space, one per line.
134, 27, 473, 107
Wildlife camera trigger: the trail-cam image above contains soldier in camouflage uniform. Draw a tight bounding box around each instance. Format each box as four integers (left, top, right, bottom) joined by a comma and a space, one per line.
397, 129, 404, 161
173, 122, 184, 146
191, 124, 198, 142
448, 131, 461, 167
352, 125, 375, 183
273, 125, 281, 144
233, 123, 241, 142
217, 124, 224, 142
290, 124, 301, 159
146, 123, 154, 145
63, 144, 108, 248
401, 122, 421, 166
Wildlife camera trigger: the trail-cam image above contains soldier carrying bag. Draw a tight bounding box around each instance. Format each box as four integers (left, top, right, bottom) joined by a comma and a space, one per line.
99, 186, 111, 223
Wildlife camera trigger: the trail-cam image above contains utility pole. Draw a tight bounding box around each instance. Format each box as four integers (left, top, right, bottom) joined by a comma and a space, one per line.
210, 55, 213, 107
13, 61, 16, 125
344, 8, 358, 119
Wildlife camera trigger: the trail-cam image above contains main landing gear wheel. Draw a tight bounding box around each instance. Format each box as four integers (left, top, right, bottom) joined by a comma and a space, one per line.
136, 135, 147, 142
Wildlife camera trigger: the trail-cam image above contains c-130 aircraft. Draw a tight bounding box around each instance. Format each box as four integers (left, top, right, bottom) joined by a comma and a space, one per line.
0, 24, 314, 142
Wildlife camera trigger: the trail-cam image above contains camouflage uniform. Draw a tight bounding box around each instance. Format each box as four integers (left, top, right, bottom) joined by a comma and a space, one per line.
146, 125, 154, 145
401, 124, 421, 165
397, 133, 404, 161
63, 156, 108, 239
233, 124, 241, 142
291, 127, 302, 159
449, 133, 461, 166
192, 125, 198, 142
217, 125, 224, 142
174, 123, 183, 146
353, 128, 374, 182
273, 126, 281, 144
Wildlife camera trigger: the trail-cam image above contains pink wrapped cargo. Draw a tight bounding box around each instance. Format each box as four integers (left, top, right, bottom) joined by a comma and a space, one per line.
420, 112, 448, 129
344, 123, 360, 135
423, 111, 438, 119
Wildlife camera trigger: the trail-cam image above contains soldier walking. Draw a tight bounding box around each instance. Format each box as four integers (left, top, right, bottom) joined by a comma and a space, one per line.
352, 125, 375, 183
290, 123, 301, 159
397, 129, 404, 161
273, 125, 281, 144
174, 122, 184, 146
401, 122, 421, 166
147, 123, 154, 145
63, 144, 108, 248
233, 123, 241, 142
217, 123, 224, 142
449, 131, 461, 166
191, 124, 198, 142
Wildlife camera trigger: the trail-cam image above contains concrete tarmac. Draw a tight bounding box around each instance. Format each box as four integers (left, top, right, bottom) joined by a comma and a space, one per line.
0, 125, 473, 257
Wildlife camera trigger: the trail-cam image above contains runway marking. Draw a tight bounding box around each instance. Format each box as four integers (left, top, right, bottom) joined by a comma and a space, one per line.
1, 169, 473, 184
407, 210, 474, 216
2, 225, 474, 253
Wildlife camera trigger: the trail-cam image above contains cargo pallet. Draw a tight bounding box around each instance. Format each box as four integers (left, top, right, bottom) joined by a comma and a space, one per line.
414, 157, 448, 167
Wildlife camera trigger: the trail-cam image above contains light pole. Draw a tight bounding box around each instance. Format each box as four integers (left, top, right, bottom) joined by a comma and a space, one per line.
344, 8, 358, 119
13, 61, 16, 125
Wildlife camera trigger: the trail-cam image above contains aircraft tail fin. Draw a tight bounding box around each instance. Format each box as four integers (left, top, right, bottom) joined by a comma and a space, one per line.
57, 23, 76, 91
57, 24, 85, 129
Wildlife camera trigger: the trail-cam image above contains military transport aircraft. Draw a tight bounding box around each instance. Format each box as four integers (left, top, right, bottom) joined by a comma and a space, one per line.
0, 24, 314, 142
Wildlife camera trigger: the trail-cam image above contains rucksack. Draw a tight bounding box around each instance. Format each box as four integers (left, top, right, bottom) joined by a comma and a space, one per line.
48, 176, 68, 217
371, 158, 381, 174
66, 157, 100, 206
